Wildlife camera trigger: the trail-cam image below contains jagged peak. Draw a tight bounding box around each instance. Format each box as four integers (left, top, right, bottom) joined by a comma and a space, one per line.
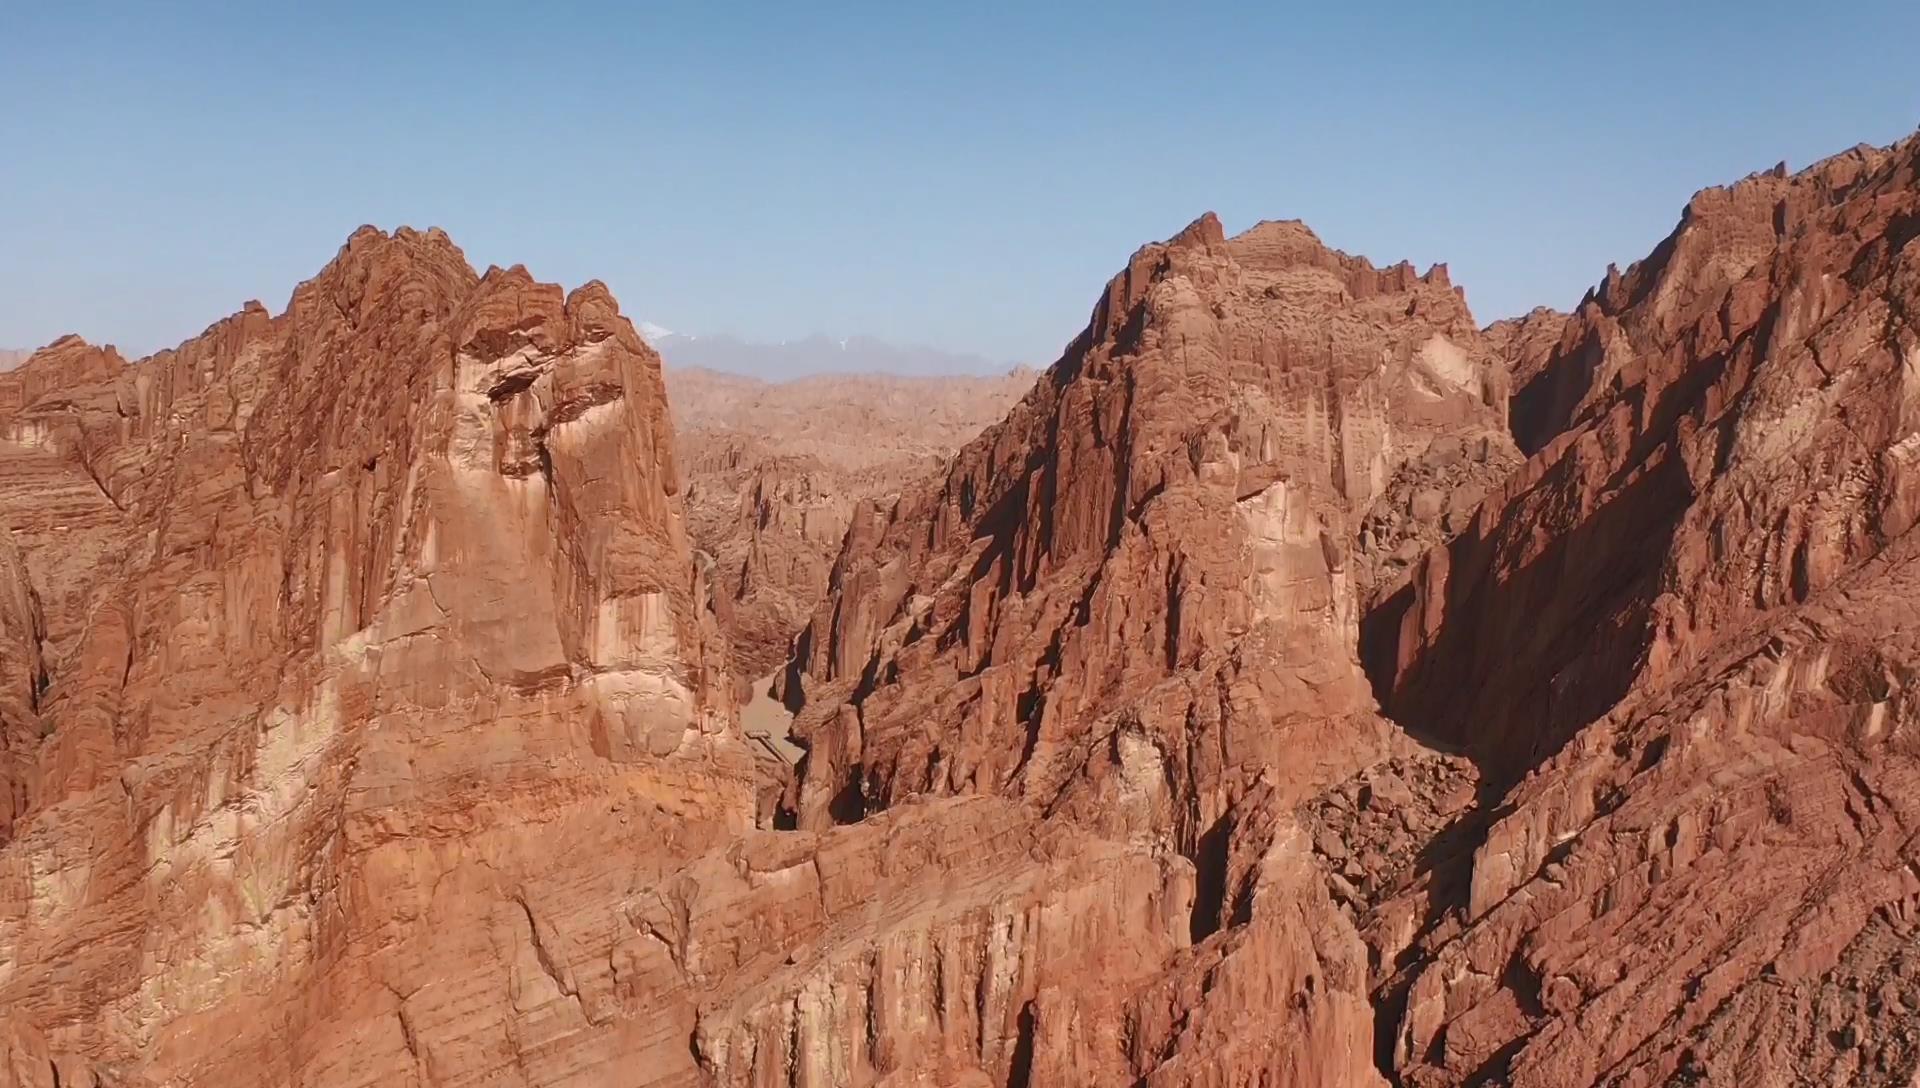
1224, 217, 1456, 301
479, 262, 538, 285
329, 223, 477, 282
24, 334, 125, 369
1166, 211, 1227, 251
0, 335, 127, 417
1229, 217, 1325, 251
567, 280, 648, 352
1580, 131, 1920, 324
450, 264, 648, 358
568, 279, 617, 306
289, 225, 482, 338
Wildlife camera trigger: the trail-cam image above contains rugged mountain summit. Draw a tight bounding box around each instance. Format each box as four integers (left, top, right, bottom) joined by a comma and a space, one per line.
784, 213, 1515, 830
0, 227, 750, 1085
9, 131, 1920, 1088
668, 366, 1032, 681
778, 212, 1519, 1082
1361, 138, 1920, 1085
0, 224, 1314, 1088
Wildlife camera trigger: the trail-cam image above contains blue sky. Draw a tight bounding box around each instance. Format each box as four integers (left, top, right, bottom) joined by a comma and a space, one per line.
3, 2, 1917, 364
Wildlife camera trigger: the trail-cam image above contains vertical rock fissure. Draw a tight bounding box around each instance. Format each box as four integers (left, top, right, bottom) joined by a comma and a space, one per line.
1005, 1000, 1037, 1088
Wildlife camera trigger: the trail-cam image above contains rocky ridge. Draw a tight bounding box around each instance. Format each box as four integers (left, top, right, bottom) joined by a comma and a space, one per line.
5, 130, 1920, 1087
779, 212, 1518, 1082
1362, 139, 1920, 1086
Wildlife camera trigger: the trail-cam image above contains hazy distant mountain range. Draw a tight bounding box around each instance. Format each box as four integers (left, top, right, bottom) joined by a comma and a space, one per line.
1, 331, 1013, 382
638, 323, 1014, 379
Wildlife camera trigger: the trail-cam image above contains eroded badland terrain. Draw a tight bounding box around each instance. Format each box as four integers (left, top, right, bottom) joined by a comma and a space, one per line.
6, 136, 1920, 1086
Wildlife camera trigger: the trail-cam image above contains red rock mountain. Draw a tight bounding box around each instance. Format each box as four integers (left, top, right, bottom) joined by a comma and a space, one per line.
6, 132, 1920, 1088
1361, 140, 1920, 1086
776, 212, 1516, 1083
0, 227, 750, 1085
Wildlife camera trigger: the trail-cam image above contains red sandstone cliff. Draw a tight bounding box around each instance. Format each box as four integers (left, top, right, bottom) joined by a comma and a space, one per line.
1359, 138, 1920, 1085
8, 131, 1920, 1088
777, 213, 1518, 1083
0, 228, 1230, 1088
0, 227, 750, 1084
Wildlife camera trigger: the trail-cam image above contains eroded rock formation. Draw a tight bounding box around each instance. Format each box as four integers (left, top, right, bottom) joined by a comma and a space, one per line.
9, 130, 1920, 1088
1361, 138, 1920, 1086
779, 212, 1518, 1083
0, 227, 753, 1085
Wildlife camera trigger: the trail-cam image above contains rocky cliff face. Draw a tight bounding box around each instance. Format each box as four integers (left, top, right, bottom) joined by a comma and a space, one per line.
2, 221, 1417, 1088
778, 213, 1518, 1083
0, 227, 754, 1085
11, 131, 1920, 1088
668, 367, 1032, 682
784, 214, 1515, 828
1359, 138, 1920, 1086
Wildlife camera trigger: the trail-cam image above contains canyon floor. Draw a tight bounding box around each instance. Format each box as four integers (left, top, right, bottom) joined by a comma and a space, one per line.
3, 134, 1920, 1087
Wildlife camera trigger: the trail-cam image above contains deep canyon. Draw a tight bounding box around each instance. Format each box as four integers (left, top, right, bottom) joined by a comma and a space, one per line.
4, 135, 1920, 1087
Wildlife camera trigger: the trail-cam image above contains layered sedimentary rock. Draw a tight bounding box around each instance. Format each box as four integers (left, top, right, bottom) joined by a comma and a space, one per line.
668, 367, 1032, 680
5, 219, 1469, 1088
0, 227, 757, 1085
780, 213, 1517, 1082
1362, 138, 1920, 1084
13, 130, 1920, 1088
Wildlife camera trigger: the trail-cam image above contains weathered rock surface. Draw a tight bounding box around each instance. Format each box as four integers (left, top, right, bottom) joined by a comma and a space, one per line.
1363, 137, 1920, 1084
784, 213, 1514, 826
0, 227, 758, 1085
0, 1013, 117, 1088
12, 130, 1920, 1088
668, 366, 1032, 680
780, 213, 1517, 1082
0, 220, 1442, 1088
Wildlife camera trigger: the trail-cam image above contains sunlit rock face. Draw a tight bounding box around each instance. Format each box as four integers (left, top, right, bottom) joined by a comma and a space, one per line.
10, 131, 1920, 1088
777, 212, 1515, 1084
0, 227, 750, 1086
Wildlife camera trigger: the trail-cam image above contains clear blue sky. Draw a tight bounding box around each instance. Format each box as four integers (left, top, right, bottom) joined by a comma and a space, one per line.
3, 2, 1916, 364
